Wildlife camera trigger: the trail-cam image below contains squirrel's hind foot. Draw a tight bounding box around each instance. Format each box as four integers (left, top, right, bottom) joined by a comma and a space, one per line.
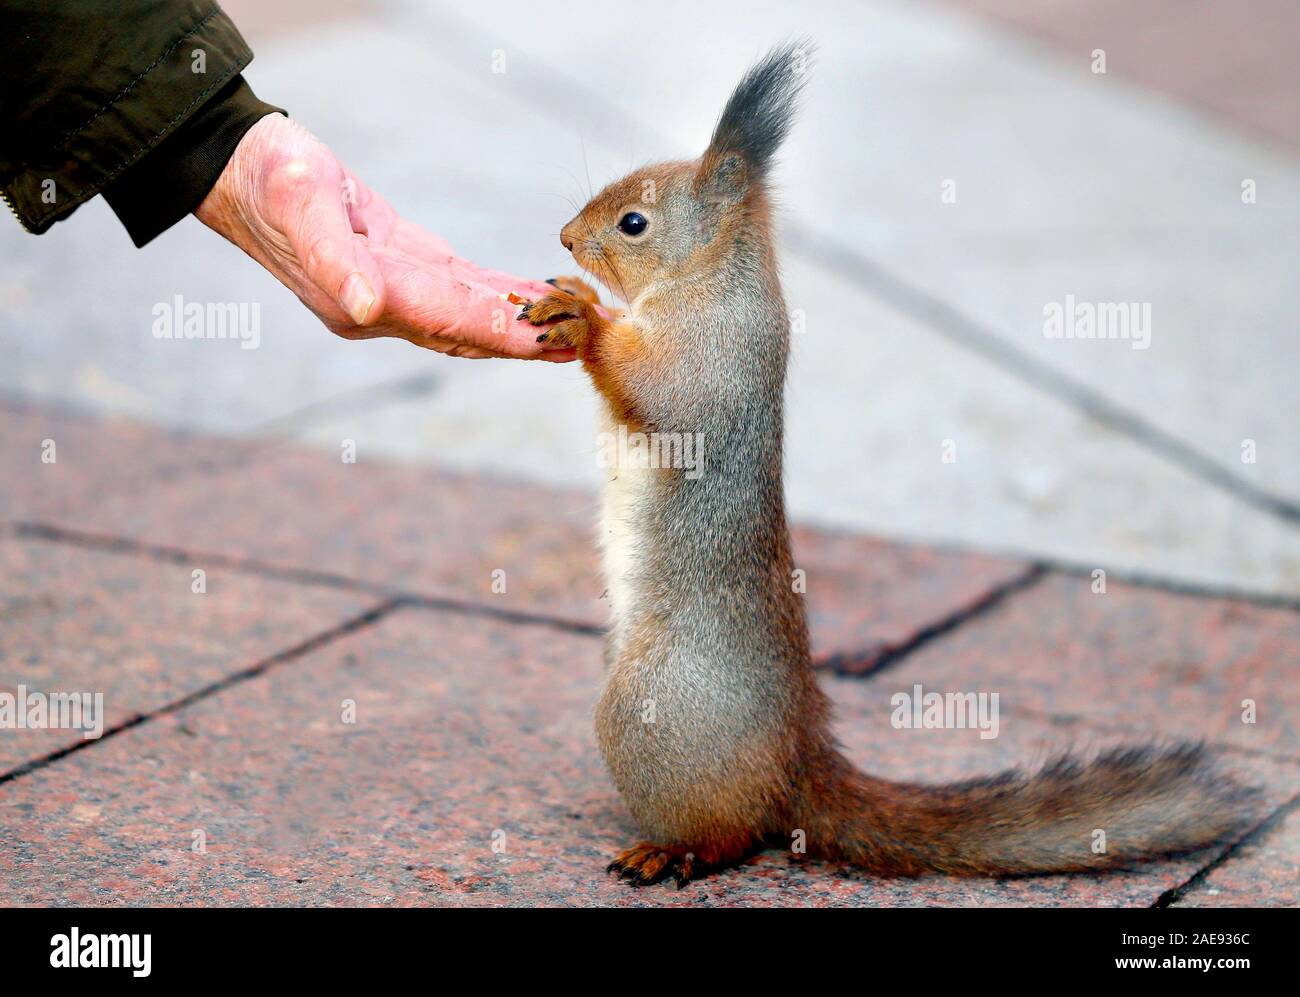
608, 843, 709, 888
608, 838, 759, 888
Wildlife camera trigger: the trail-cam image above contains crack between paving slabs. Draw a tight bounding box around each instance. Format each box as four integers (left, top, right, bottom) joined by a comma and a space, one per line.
4, 521, 605, 638
820, 562, 1048, 676
0, 598, 402, 786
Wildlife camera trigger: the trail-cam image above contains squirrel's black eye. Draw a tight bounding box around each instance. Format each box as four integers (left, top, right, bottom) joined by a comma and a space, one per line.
617, 211, 648, 236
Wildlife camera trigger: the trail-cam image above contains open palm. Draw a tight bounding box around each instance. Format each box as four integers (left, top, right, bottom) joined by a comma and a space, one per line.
195, 114, 574, 361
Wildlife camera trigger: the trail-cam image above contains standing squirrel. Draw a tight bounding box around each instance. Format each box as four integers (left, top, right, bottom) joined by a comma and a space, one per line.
518, 43, 1256, 887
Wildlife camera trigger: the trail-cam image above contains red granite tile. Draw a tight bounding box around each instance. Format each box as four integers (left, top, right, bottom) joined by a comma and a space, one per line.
53, 444, 611, 626
0, 403, 261, 523
19, 410, 1031, 656
938, 0, 1300, 150
875, 572, 1300, 757
0, 536, 378, 773
791, 526, 1031, 672
1177, 799, 1300, 907
3, 605, 1291, 907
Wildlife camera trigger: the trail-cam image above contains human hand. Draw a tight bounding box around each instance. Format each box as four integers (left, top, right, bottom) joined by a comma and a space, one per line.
194, 114, 574, 360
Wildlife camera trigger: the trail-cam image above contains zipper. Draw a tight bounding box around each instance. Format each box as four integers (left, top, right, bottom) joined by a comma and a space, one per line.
1, 187, 32, 232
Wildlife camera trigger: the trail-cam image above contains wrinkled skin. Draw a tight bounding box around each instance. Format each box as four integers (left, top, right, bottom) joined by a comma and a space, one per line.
195, 114, 575, 361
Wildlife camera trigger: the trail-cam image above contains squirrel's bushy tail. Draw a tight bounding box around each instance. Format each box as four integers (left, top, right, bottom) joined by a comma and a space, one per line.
802, 743, 1258, 876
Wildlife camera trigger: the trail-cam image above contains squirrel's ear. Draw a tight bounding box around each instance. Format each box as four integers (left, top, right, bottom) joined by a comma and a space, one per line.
697, 151, 750, 203
697, 40, 811, 196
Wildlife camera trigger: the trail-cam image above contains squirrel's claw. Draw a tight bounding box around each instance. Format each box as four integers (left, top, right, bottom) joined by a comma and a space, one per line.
607, 843, 707, 888
546, 275, 602, 304
519, 291, 581, 326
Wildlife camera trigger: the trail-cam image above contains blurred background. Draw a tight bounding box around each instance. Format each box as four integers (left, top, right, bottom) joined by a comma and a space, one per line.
2, 0, 1297, 598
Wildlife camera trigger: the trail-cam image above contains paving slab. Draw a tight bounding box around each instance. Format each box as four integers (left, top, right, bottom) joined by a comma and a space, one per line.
0, 536, 377, 773
936, 0, 1300, 151
791, 525, 1032, 672
4, 604, 1291, 907
1177, 799, 1300, 908
777, 261, 1300, 598
875, 572, 1300, 758
66, 445, 610, 625
0, 403, 262, 522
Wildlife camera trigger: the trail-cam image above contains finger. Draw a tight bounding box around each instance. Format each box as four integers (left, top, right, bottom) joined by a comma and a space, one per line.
410, 337, 508, 359
342, 168, 397, 246
534, 346, 578, 363
383, 330, 576, 362
385, 219, 555, 306
279, 163, 388, 326
449, 260, 554, 303
376, 251, 571, 359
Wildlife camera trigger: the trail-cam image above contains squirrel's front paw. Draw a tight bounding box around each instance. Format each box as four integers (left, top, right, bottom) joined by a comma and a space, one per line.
533, 318, 590, 348
518, 291, 590, 348
517, 291, 579, 325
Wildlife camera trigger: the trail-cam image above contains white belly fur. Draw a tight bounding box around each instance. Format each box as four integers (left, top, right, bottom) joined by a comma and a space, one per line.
598, 405, 651, 632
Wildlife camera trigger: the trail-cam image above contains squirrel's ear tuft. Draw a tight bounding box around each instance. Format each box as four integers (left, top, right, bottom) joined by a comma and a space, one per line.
699, 40, 812, 193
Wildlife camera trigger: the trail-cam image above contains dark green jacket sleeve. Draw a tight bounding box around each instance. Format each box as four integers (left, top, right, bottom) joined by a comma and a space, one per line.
0, 0, 283, 245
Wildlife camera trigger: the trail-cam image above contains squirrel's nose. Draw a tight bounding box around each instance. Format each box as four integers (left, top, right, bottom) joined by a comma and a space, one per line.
561, 235, 574, 251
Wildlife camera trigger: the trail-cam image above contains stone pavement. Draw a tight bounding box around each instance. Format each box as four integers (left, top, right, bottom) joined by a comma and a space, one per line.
1, 408, 1296, 907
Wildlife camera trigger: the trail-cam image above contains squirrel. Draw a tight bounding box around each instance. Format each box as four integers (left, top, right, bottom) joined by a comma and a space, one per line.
517, 42, 1258, 887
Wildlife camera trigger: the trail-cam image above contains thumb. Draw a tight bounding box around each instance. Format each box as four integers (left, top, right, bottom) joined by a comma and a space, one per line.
283, 171, 387, 326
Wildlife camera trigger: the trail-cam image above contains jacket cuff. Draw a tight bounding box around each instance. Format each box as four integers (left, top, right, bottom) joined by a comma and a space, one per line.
104, 75, 282, 247
4, 4, 259, 236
